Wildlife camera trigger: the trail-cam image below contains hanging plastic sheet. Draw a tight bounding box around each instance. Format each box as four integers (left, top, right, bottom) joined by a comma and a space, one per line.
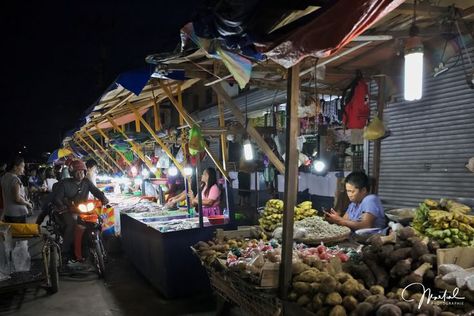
263, 0, 405, 68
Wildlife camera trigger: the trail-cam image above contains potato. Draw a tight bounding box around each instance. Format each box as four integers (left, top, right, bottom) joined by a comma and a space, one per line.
292, 281, 311, 294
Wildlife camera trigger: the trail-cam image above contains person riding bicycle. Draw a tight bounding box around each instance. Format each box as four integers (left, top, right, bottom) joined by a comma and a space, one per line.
52, 160, 109, 263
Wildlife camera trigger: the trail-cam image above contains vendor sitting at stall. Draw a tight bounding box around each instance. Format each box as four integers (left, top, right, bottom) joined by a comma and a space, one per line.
324, 171, 386, 232
188, 167, 221, 216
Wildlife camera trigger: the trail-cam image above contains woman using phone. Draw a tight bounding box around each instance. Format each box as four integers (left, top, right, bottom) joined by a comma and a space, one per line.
324, 171, 385, 231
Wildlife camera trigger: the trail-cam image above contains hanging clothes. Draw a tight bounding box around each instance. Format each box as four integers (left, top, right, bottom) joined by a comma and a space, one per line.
342, 79, 370, 129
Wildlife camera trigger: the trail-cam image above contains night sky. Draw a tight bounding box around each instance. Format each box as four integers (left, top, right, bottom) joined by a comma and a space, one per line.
0, 0, 198, 161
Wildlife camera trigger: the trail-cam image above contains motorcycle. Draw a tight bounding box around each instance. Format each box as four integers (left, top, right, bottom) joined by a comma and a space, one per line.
46, 200, 107, 278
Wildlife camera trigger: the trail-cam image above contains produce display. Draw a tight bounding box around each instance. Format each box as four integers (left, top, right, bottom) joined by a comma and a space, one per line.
273, 216, 351, 243
148, 217, 199, 232
412, 199, 474, 247
259, 199, 317, 232
193, 235, 352, 284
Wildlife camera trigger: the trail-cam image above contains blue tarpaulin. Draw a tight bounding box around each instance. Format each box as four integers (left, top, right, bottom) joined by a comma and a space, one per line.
115, 68, 152, 96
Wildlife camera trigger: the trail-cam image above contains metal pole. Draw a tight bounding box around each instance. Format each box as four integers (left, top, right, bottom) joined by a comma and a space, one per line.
372, 75, 386, 194
279, 63, 300, 300
196, 159, 204, 228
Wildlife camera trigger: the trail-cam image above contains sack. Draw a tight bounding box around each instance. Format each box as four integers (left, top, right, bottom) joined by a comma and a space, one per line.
12, 240, 30, 272
363, 117, 385, 140
0, 222, 40, 237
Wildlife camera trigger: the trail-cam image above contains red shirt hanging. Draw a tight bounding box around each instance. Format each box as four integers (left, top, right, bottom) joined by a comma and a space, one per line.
342, 80, 370, 129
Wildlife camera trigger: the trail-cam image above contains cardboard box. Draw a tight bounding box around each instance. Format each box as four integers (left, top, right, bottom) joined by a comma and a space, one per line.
259, 262, 279, 288
437, 247, 474, 269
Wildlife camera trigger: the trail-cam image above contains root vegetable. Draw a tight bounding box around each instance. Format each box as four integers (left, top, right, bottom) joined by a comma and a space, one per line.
387, 248, 412, 266
400, 262, 432, 289
292, 282, 311, 294
296, 294, 311, 306
321, 275, 338, 293
295, 269, 320, 282
419, 254, 437, 265
410, 240, 429, 260
376, 304, 402, 316
438, 264, 463, 275
370, 285, 385, 295
379, 244, 395, 260
326, 292, 343, 306
398, 227, 416, 240
329, 305, 347, 316
396, 302, 412, 313
356, 289, 372, 302
292, 262, 311, 275
335, 272, 352, 283
288, 291, 298, 301
342, 296, 358, 312
312, 293, 324, 309
427, 240, 440, 253
390, 258, 413, 278
342, 278, 362, 296
343, 262, 376, 288
315, 307, 331, 316
368, 232, 397, 248
440, 312, 456, 316
353, 302, 374, 316
365, 295, 386, 305
363, 256, 389, 287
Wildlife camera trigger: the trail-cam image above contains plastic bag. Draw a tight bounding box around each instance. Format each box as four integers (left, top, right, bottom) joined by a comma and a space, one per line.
12, 240, 30, 272
363, 117, 385, 140
188, 125, 205, 156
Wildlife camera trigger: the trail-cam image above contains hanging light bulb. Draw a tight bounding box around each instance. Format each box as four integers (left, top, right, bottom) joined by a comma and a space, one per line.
313, 160, 326, 173
141, 168, 150, 178
168, 165, 178, 176
404, 1, 423, 101
243, 139, 254, 161
183, 165, 193, 176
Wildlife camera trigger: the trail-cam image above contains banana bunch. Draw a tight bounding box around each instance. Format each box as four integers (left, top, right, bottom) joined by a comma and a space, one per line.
295, 201, 317, 221
442, 199, 472, 214
259, 199, 317, 232
415, 199, 474, 247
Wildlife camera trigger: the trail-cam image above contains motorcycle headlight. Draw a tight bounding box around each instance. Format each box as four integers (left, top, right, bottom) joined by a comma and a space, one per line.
87, 202, 95, 212
78, 204, 88, 213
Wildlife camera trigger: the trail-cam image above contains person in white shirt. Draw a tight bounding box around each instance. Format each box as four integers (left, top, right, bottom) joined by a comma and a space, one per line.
43, 167, 58, 192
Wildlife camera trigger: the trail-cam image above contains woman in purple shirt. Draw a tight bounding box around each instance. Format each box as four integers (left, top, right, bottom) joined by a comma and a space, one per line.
325, 171, 385, 231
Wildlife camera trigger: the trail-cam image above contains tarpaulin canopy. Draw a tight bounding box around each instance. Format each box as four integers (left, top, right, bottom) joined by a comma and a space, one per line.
262, 0, 405, 68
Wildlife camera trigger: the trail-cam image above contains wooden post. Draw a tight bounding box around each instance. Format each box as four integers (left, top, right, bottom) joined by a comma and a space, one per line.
127, 103, 184, 175
279, 63, 300, 300
159, 80, 229, 181
94, 124, 133, 167
77, 134, 115, 172
212, 84, 285, 174
84, 130, 125, 173
372, 76, 386, 194
106, 115, 157, 174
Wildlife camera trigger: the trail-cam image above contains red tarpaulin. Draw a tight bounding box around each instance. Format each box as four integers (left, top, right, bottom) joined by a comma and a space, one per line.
262, 0, 405, 68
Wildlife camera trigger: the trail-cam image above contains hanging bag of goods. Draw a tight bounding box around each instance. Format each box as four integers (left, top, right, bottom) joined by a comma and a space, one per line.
188, 125, 205, 156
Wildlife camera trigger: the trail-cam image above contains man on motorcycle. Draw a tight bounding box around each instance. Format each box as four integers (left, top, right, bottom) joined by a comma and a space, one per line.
52, 160, 109, 262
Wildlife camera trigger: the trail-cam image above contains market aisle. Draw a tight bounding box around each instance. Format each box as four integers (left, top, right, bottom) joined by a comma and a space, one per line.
0, 253, 218, 316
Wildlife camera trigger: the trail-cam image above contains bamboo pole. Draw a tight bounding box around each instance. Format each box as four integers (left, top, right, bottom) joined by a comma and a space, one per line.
77, 134, 115, 172
106, 115, 157, 175
127, 103, 184, 175
212, 84, 285, 174
94, 124, 133, 167
73, 138, 109, 172
159, 80, 229, 181
84, 130, 125, 173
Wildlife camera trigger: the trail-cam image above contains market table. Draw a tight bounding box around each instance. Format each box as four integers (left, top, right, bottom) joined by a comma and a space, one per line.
120, 213, 234, 298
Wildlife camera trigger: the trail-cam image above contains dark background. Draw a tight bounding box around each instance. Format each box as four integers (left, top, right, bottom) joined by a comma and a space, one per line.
0, 0, 198, 162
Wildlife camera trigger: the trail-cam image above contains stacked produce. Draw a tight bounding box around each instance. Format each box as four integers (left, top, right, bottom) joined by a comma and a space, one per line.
259, 199, 317, 232
193, 236, 351, 284
438, 264, 474, 292
412, 199, 474, 247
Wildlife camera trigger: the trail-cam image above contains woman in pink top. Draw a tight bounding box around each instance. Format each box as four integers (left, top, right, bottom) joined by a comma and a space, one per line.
190, 167, 221, 216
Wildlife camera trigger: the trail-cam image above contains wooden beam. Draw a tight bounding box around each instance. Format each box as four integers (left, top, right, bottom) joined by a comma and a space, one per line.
394, 3, 448, 16
94, 124, 133, 167
299, 41, 372, 77
372, 76, 386, 194
84, 130, 125, 173
127, 103, 184, 175
279, 63, 301, 301
217, 90, 228, 170
212, 84, 285, 174
76, 134, 114, 172
159, 80, 230, 181
106, 115, 157, 174
74, 137, 109, 173
249, 79, 341, 94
